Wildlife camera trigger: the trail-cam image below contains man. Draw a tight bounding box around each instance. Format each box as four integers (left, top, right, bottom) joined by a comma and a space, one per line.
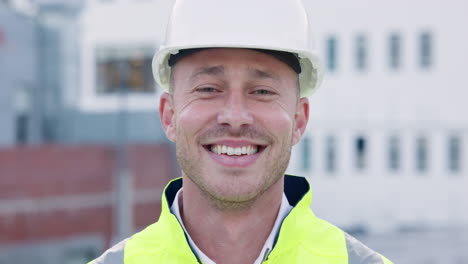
90, 0, 394, 263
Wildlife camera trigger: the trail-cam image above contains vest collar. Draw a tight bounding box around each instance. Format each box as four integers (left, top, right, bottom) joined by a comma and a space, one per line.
159, 175, 315, 261
163, 175, 310, 209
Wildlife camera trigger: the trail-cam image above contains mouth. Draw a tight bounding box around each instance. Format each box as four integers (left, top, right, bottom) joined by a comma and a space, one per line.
202, 143, 267, 167
203, 144, 266, 156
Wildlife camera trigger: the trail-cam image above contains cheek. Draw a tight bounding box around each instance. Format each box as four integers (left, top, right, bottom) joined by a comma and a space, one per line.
175, 102, 218, 137
253, 103, 295, 137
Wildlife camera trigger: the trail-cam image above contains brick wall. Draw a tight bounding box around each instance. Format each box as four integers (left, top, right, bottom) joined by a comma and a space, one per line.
0, 144, 178, 248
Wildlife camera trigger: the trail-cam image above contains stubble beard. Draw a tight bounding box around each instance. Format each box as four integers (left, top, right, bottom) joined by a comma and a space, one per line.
175, 125, 293, 212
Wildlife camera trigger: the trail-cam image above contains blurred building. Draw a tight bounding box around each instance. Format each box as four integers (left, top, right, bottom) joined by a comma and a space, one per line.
74, 0, 174, 144
1, 0, 173, 146
36, 0, 170, 144
1, 2, 177, 264
0, 0, 38, 147
0, 0, 87, 146
287, 0, 468, 235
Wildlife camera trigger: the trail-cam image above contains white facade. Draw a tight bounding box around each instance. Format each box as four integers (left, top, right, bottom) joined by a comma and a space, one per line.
287, 0, 468, 233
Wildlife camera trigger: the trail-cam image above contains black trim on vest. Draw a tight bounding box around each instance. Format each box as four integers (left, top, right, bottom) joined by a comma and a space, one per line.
283, 174, 310, 206
165, 178, 183, 208
164, 178, 202, 263
268, 175, 310, 260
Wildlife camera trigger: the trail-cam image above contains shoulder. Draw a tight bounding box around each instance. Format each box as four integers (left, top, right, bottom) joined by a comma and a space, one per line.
88, 238, 128, 264
293, 214, 393, 264
88, 221, 171, 264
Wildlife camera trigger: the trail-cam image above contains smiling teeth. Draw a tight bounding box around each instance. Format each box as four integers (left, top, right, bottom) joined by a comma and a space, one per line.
210, 145, 258, 156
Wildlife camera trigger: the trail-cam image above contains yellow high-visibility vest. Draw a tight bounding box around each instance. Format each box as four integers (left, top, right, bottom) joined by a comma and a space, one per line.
90, 175, 394, 264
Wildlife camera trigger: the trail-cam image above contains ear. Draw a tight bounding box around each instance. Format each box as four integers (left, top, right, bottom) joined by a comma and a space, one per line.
292, 97, 309, 145
159, 92, 176, 142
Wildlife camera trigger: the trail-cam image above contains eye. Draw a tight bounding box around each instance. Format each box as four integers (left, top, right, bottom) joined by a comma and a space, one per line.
195, 87, 218, 93
254, 89, 271, 95
252, 89, 275, 95
193, 86, 223, 98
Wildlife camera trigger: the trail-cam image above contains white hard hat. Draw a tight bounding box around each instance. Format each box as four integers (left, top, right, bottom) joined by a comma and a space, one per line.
152, 0, 324, 97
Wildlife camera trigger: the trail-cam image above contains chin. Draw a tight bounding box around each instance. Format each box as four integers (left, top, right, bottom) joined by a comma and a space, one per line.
205, 173, 268, 202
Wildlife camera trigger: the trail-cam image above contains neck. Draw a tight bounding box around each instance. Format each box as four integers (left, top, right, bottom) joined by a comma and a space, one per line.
180, 175, 284, 264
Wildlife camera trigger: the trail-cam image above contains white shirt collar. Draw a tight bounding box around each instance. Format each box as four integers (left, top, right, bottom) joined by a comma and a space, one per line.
170, 188, 292, 264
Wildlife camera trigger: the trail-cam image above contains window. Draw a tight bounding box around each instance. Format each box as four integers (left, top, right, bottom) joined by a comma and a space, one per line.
416, 136, 429, 173
389, 33, 401, 69
16, 114, 28, 144
301, 136, 311, 171
448, 135, 462, 173
96, 46, 156, 94
419, 31, 433, 68
355, 136, 367, 170
15, 84, 31, 144
388, 136, 401, 171
355, 34, 368, 71
325, 135, 337, 173
326, 36, 337, 72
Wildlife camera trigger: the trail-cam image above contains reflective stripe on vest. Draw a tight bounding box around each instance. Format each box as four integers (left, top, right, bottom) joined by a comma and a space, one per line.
345, 233, 392, 264
89, 238, 127, 264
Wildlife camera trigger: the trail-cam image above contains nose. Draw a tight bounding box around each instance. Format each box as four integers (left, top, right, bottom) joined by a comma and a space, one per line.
217, 91, 254, 131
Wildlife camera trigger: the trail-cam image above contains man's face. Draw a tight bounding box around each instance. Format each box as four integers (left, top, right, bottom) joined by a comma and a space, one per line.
160, 48, 309, 206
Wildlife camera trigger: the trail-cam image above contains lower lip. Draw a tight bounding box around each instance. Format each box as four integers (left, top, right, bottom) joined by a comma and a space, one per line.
205, 148, 262, 167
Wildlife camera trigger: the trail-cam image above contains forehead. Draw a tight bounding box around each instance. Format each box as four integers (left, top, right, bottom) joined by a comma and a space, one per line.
172, 48, 298, 78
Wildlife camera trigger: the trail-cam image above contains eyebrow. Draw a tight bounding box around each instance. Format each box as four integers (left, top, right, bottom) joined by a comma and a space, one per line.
190, 65, 225, 80
247, 67, 280, 81
188, 65, 280, 82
